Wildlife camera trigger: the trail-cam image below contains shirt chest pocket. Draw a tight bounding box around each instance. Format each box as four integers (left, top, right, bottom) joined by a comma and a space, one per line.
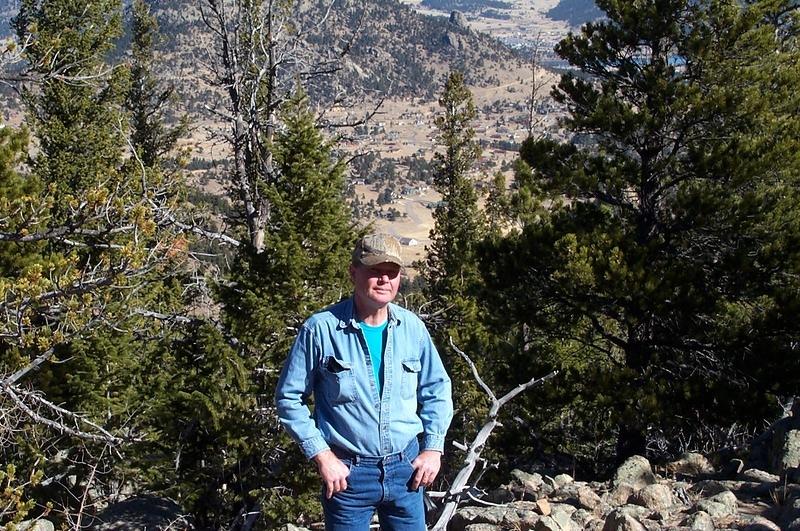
401, 359, 421, 400
320, 356, 356, 405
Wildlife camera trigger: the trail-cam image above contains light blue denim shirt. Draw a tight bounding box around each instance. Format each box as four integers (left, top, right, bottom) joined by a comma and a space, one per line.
275, 297, 453, 459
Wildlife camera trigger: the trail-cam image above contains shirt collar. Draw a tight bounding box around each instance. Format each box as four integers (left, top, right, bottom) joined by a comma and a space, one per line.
338, 297, 401, 330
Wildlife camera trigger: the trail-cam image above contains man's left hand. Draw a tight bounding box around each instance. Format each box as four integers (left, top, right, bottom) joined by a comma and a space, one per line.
411, 450, 441, 490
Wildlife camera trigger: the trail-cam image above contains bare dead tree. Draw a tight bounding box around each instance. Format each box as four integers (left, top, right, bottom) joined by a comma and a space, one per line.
200, 0, 383, 253
429, 338, 558, 531
526, 32, 549, 140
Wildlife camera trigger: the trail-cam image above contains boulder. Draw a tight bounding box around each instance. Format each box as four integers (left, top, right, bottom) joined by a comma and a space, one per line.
630, 483, 674, 513
741, 515, 781, 530
554, 474, 574, 489
534, 498, 552, 515
577, 485, 604, 511
779, 430, 800, 478
91, 495, 189, 530
694, 490, 737, 518
740, 468, 780, 483
573, 508, 598, 527
17, 520, 55, 531
615, 504, 652, 521
614, 456, 657, 491
607, 483, 636, 506
451, 505, 520, 530
602, 508, 647, 531
667, 453, 715, 477
512, 469, 545, 496
681, 510, 715, 531
465, 525, 503, 531
535, 511, 580, 531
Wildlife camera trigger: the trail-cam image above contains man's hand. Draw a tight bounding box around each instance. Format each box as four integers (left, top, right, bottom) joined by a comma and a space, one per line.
313, 449, 350, 499
411, 450, 441, 490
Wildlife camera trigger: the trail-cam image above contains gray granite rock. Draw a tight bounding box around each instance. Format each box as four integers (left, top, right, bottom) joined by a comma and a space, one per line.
18, 520, 55, 531
615, 456, 657, 491
694, 490, 737, 518
631, 483, 674, 513
602, 508, 648, 531
681, 510, 715, 531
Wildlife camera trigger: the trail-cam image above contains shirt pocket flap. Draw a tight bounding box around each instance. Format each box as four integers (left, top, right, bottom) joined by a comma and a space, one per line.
325, 356, 352, 373
402, 359, 421, 373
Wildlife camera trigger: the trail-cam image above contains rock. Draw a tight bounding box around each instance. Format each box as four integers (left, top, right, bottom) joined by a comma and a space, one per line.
280, 526, 311, 531
779, 430, 800, 477
91, 495, 189, 530
577, 485, 604, 511
615, 504, 652, 521
535, 498, 552, 515
741, 515, 781, 530
681, 510, 715, 531
630, 483, 673, 513
573, 508, 598, 527
517, 508, 542, 530
513, 470, 544, 494
602, 508, 647, 531
554, 474, 574, 488
452, 505, 521, 530
740, 468, 780, 483
535, 511, 580, 531
667, 453, 715, 477
614, 456, 657, 491
17, 520, 55, 531
449, 10, 468, 29
465, 525, 503, 531
550, 502, 577, 519
694, 490, 738, 518
606, 482, 636, 506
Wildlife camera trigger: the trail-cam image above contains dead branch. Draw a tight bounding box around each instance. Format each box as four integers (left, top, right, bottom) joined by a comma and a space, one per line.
429, 338, 558, 531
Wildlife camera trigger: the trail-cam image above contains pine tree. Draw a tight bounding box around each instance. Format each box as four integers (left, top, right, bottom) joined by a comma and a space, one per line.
4, 0, 191, 520
421, 72, 494, 467
480, 0, 800, 471
209, 88, 358, 525
425, 72, 485, 301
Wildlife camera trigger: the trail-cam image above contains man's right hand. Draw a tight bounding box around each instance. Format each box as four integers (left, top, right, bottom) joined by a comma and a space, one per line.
313, 449, 350, 499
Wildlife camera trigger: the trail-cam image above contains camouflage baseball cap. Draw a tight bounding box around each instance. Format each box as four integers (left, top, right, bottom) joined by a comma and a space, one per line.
352, 233, 403, 267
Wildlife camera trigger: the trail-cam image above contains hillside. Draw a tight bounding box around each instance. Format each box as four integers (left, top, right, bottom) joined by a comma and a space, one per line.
124, 0, 525, 105
546, 0, 602, 26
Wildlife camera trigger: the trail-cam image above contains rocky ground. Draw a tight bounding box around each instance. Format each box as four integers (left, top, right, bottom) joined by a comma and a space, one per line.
19, 405, 800, 530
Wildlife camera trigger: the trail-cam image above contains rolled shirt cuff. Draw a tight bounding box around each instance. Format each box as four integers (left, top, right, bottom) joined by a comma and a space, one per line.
421, 433, 446, 453
301, 436, 331, 460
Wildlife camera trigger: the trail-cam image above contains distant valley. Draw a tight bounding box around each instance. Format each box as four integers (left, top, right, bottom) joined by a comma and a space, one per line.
0, 0, 600, 265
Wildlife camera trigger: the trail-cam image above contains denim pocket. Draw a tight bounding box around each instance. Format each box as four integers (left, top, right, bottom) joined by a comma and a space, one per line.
321, 356, 355, 405
401, 358, 421, 400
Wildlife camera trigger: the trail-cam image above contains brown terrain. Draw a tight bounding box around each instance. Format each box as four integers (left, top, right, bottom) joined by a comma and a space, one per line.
1, 0, 578, 268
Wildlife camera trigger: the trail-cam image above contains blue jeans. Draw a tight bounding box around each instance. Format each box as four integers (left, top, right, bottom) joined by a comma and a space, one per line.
322, 438, 425, 531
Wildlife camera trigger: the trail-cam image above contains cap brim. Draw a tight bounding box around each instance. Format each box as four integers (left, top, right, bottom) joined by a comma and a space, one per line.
358, 254, 403, 267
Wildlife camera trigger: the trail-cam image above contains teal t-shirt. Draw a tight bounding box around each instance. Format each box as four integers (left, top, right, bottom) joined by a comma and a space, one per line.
360, 320, 388, 396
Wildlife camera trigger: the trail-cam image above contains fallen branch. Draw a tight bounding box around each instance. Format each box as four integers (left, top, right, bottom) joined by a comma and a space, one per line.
429, 338, 558, 531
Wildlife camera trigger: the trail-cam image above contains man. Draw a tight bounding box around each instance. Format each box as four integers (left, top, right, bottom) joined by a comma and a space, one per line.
275, 233, 453, 530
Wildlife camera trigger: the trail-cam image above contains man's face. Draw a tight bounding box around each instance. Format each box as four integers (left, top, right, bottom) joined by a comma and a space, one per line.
350, 262, 402, 314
